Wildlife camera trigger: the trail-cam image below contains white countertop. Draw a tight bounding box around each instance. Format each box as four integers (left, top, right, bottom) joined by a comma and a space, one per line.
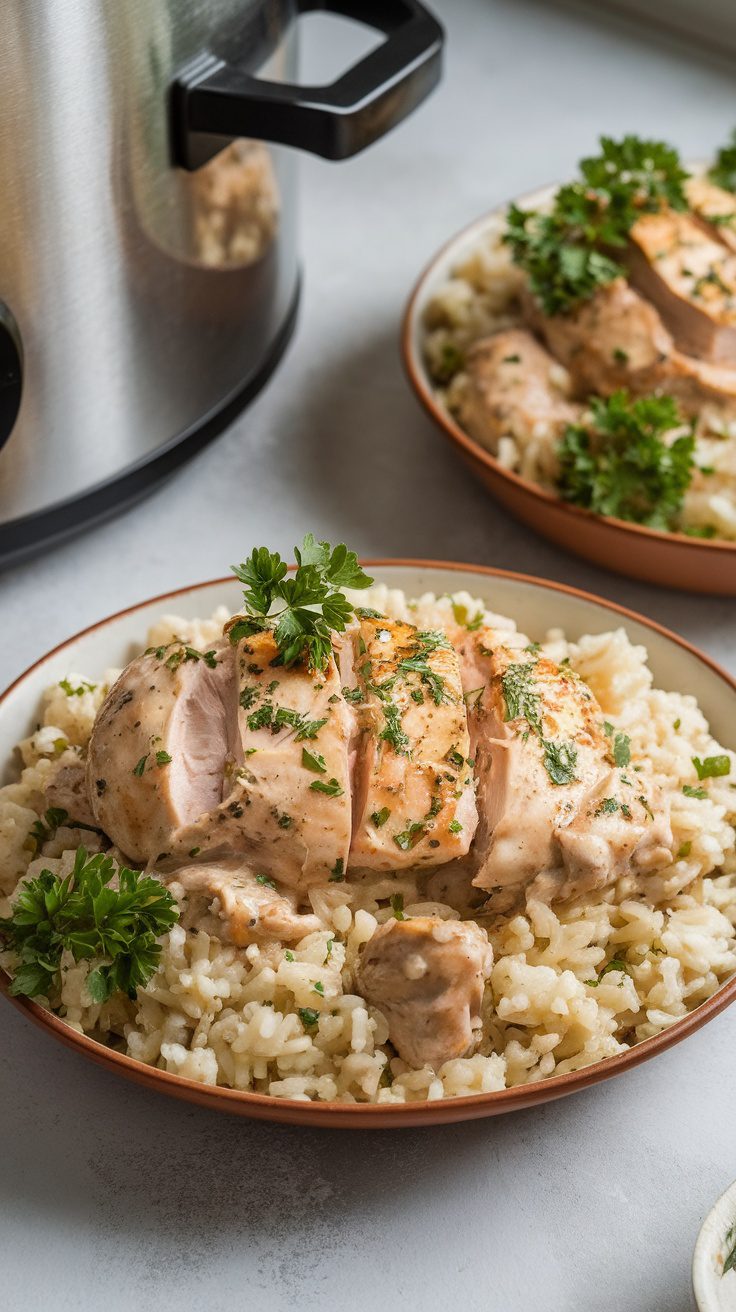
2, 3, 735, 1308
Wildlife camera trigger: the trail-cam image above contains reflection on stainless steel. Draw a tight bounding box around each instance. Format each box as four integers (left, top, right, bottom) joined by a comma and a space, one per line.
0, 0, 298, 526
192, 141, 280, 268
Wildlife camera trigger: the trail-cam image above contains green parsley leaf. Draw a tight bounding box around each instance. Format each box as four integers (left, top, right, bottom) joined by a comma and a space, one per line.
692, 754, 731, 780
301, 747, 326, 773
59, 678, 97, 697
379, 703, 410, 755
390, 893, 406, 921
309, 778, 344, 797
230, 536, 373, 673
329, 858, 345, 883
683, 784, 708, 799
542, 739, 578, 785
298, 1007, 320, 1029
255, 874, 278, 889
132, 755, 148, 777
710, 130, 736, 193
0, 848, 177, 1001
313, 980, 325, 996
371, 807, 391, 828
155, 750, 172, 766
448, 819, 463, 834
557, 391, 694, 530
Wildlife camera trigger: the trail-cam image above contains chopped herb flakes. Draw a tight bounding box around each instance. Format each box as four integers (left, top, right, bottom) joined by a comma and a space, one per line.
683, 784, 708, 799
301, 747, 327, 774
371, 808, 391, 828
379, 703, 410, 756
255, 874, 277, 889
309, 778, 344, 797
692, 754, 731, 780
542, 739, 578, 786
390, 893, 406, 921
59, 678, 96, 697
132, 755, 148, 777
448, 819, 463, 834
329, 858, 345, 882
298, 1007, 320, 1029
155, 750, 172, 766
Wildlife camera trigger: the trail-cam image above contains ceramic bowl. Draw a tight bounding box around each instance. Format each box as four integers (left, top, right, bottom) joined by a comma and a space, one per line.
402, 186, 736, 596
2, 561, 736, 1127
693, 1178, 736, 1310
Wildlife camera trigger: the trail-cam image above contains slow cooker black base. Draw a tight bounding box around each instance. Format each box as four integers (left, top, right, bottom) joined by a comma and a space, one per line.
0, 278, 301, 570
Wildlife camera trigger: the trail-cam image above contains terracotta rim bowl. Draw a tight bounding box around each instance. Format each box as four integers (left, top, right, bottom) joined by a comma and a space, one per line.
2, 561, 735, 1128
401, 186, 736, 596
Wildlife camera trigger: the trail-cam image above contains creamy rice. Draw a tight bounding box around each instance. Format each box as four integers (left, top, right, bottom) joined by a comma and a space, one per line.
1, 587, 735, 1103
422, 214, 736, 542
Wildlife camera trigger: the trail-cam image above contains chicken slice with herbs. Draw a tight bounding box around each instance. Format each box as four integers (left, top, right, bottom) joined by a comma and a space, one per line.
176, 628, 353, 888
686, 175, 736, 255
457, 631, 671, 907
356, 915, 492, 1068
346, 616, 477, 870
525, 276, 736, 417
626, 209, 736, 366
87, 640, 237, 863
166, 858, 322, 946
456, 328, 581, 461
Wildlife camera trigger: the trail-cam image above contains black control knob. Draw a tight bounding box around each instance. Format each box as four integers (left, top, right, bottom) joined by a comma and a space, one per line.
0, 304, 22, 451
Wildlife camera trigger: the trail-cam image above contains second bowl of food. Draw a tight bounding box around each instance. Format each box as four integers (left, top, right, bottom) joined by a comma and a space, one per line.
403, 133, 736, 593
1, 542, 735, 1125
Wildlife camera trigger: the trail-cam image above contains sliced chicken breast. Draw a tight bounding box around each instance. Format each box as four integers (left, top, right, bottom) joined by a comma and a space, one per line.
177, 629, 353, 888
166, 858, 322, 945
45, 763, 97, 828
524, 277, 674, 398
347, 617, 477, 871
456, 328, 581, 454
525, 277, 736, 417
87, 640, 237, 863
686, 175, 736, 254
356, 915, 492, 1068
457, 630, 671, 907
627, 209, 736, 366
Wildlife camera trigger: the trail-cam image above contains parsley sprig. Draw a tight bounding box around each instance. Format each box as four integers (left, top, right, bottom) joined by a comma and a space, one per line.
229, 535, 372, 672
0, 848, 178, 1002
557, 392, 695, 529
710, 130, 736, 194
504, 134, 688, 314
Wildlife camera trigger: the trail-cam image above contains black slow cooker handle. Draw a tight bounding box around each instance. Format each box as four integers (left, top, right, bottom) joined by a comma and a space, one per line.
172, 0, 443, 170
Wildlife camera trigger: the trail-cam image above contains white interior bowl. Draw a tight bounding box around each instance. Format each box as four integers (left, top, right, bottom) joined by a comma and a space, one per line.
694, 1179, 736, 1311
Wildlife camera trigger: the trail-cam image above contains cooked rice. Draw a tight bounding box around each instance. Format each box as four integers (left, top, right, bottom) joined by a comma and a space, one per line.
422, 213, 736, 542
1, 588, 735, 1104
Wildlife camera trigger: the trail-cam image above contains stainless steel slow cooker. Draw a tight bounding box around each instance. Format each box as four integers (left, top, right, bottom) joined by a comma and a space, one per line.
0, 0, 442, 562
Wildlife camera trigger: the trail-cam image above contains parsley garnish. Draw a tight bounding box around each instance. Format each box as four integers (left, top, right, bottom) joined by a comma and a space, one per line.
229, 535, 372, 672
448, 819, 463, 834
301, 747, 326, 773
25, 807, 99, 856
504, 135, 688, 314
595, 797, 619, 816
342, 686, 364, 704
298, 1007, 320, 1029
710, 130, 736, 193
309, 778, 344, 797
557, 391, 694, 530
132, 754, 148, 777
255, 874, 277, 889
371, 808, 391, 828
603, 723, 632, 768
390, 893, 406, 920
59, 678, 97, 697
394, 822, 426, 851
692, 754, 730, 780
155, 750, 172, 766
542, 739, 578, 785
379, 703, 410, 755
329, 858, 345, 882
683, 784, 708, 799
0, 848, 177, 1001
